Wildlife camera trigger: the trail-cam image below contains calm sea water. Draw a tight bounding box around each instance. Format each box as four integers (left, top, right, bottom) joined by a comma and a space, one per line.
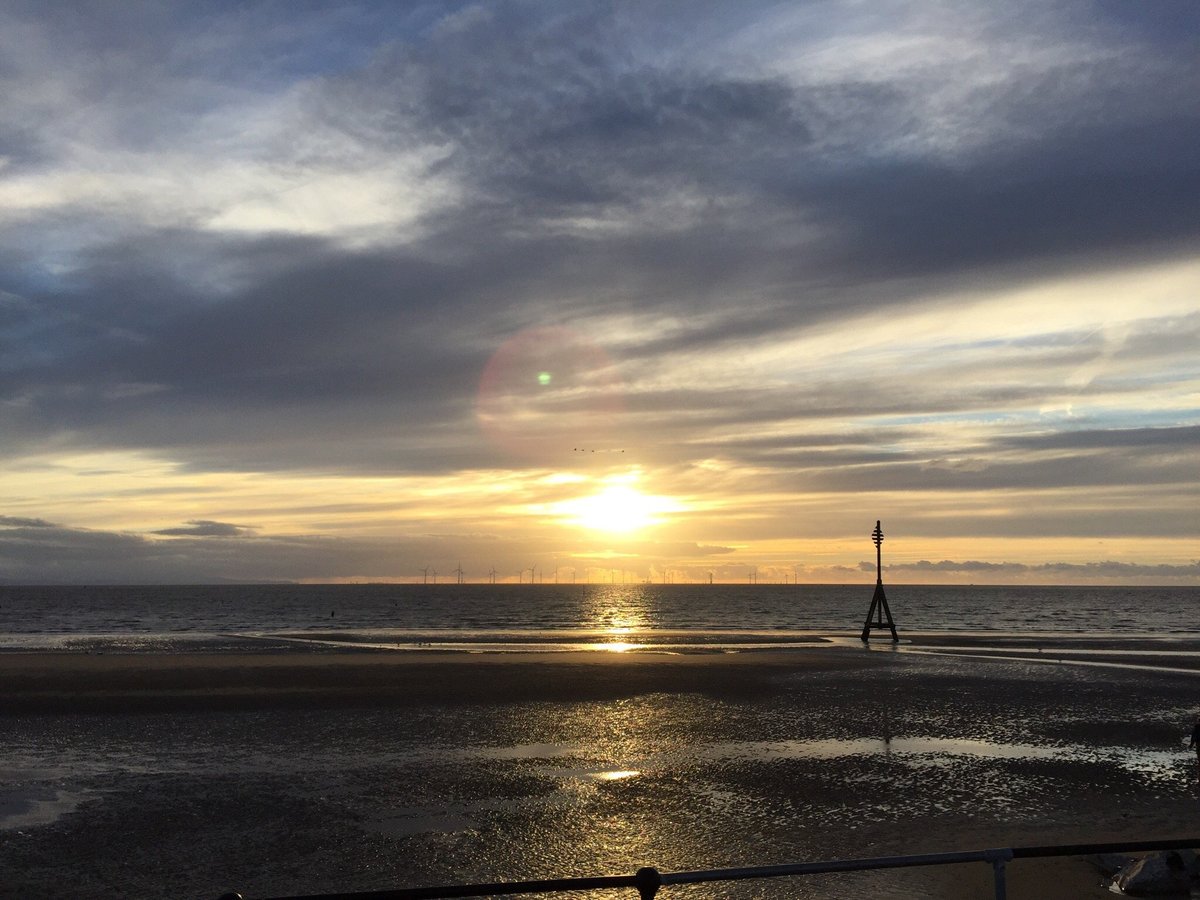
0, 583, 1196, 650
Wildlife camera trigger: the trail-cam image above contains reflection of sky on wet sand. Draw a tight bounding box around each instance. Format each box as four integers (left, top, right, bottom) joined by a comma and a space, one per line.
472, 735, 1184, 779
586, 769, 640, 781
699, 736, 1185, 779
0, 788, 82, 832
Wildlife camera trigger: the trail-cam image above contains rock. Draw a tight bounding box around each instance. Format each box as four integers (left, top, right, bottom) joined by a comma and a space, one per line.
1114, 850, 1196, 895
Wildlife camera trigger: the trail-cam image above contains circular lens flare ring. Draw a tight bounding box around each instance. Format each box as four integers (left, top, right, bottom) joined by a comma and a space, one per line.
476, 326, 625, 459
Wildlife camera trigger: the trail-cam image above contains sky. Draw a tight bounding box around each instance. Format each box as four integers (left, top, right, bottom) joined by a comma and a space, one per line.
0, 0, 1197, 585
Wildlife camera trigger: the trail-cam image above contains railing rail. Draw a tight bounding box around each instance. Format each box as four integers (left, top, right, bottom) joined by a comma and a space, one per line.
220, 837, 1200, 900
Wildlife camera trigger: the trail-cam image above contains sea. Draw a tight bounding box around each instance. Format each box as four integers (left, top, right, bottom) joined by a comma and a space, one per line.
1, 582, 1196, 652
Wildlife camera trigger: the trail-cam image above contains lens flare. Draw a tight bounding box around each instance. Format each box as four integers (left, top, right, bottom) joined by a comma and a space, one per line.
476, 326, 624, 460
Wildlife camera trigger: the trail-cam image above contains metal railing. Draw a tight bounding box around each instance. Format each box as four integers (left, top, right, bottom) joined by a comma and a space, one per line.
219, 837, 1200, 900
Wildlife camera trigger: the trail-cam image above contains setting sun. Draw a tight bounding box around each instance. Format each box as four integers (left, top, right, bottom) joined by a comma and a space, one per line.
560, 485, 676, 533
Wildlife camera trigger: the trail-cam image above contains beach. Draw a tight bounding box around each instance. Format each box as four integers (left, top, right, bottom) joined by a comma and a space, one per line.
2, 642, 1199, 899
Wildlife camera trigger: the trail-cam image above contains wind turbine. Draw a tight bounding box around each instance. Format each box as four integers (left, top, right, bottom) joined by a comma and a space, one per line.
421, 566, 430, 585
453, 562, 464, 585
430, 568, 437, 585
489, 566, 497, 584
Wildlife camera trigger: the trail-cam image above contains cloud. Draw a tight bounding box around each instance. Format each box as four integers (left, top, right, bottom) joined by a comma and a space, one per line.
884, 559, 1200, 580
0, 520, 408, 584
995, 425, 1200, 453
0, 2, 1195, 580
152, 520, 255, 537
0, 515, 55, 528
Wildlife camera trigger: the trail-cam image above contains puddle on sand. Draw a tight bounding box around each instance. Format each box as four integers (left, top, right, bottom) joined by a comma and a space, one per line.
532, 765, 642, 781
704, 736, 1063, 761
476, 744, 643, 782
587, 769, 639, 781
0, 789, 82, 831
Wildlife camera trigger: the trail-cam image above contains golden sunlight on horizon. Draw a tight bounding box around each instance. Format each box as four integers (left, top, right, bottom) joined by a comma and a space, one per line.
553, 484, 682, 533
4, 449, 1197, 586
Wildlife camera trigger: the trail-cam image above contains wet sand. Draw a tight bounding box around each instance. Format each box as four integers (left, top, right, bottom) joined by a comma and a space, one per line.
2, 645, 1199, 899
904, 632, 1200, 672
0, 647, 883, 713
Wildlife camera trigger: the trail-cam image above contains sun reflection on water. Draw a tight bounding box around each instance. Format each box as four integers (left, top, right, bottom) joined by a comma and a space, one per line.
583, 641, 643, 653
587, 769, 640, 781
502, 697, 695, 877
579, 586, 657, 644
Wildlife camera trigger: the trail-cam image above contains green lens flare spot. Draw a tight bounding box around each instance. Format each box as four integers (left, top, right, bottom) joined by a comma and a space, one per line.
538, 371, 552, 386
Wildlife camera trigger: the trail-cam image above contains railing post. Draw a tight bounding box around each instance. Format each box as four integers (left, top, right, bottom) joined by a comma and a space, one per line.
634, 866, 662, 899
983, 848, 1013, 900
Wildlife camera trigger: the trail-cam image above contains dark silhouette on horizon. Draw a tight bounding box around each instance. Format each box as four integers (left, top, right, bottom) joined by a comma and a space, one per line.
861, 520, 899, 642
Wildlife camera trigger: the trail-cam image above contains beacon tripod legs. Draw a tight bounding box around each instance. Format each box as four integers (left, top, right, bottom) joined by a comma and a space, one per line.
861, 579, 898, 642
861, 520, 899, 643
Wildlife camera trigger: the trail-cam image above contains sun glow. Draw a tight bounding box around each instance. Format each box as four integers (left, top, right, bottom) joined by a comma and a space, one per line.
582, 641, 643, 653
560, 485, 677, 533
